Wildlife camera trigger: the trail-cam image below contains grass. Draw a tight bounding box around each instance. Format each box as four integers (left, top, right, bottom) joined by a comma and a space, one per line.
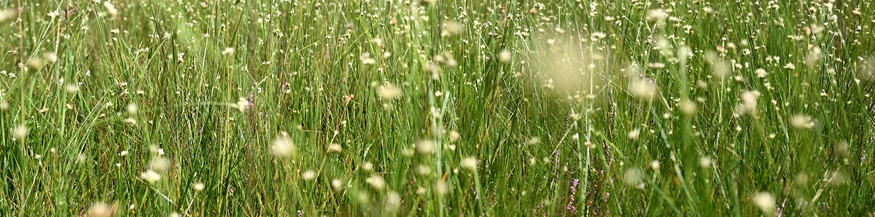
1, 0, 874, 216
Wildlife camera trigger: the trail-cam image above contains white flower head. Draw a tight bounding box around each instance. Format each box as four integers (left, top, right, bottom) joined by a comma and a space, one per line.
365, 175, 386, 190
11, 124, 28, 140
752, 192, 776, 214
270, 133, 295, 157
460, 157, 477, 170
498, 50, 512, 63
377, 84, 402, 100
140, 170, 161, 183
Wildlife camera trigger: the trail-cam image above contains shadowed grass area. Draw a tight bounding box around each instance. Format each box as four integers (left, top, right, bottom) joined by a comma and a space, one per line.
1, 0, 874, 216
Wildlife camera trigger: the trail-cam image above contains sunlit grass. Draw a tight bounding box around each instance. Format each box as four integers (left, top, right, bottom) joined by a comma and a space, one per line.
1, 0, 874, 216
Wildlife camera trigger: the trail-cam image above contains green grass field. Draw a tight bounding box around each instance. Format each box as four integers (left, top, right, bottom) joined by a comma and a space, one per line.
2, 0, 875, 216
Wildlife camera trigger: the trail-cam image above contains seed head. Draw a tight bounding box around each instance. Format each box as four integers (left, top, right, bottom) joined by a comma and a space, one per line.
752, 192, 776, 214
87, 202, 116, 217
365, 175, 386, 190
140, 170, 161, 183
11, 124, 28, 140
0, 8, 17, 23
460, 157, 477, 170
270, 134, 295, 157
499, 50, 512, 63
193, 182, 205, 191
377, 84, 402, 100
302, 170, 317, 181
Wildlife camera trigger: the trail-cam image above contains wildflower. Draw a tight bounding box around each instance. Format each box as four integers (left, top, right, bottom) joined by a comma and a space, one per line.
590, 32, 607, 41
27, 58, 45, 69
416, 165, 431, 175
149, 157, 170, 172
360, 52, 376, 65
270, 133, 295, 157
302, 170, 316, 181
755, 68, 768, 78
0, 101, 8, 111
0, 8, 16, 23
806, 47, 822, 68
365, 175, 386, 190
126, 103, 138, 115
736, 90, 760, 115
448, 130, 460, 142
149, 144, 164, 155
629, 78, 657, 101
385, 191, 401, 211
498, 50, 512, 63
416, 140, 435, 155
627, 128, 640, 140
65, 83, 80, 93
566, 179, 580, 214
434, 180, 449, 195
362, 161, 374, 171
42, 52, 58, 63
646, 9, 668, 22
789, 114, 814, 129
704, 52, 730, 78
122, 118, 137, 125
377, 84, 401, 100
460, 157, 477, 170
331, 179, 343, 190
103, 1, 118, 18
221, 47, 235, 55
193, 182, 205, 191
87, 202, 116, 217
752, 192, 776, 214
649, 160, 660, 170
140, 170, 161, 183
442, 20, 462, 36
622, 168, 645, 189
699, 157, 712, 168
526, 137, 540, 145
11, 124, 28, 140
234, 97, 250, 112
678, 99, 697, 116
327, 143, 343, 153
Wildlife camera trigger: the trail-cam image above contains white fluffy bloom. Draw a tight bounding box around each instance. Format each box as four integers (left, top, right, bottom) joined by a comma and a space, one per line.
11, 125, 28, 140
790, 114, 815, 129
460, 157, 478, 170
498, 50, 512, 63
365, 175, 386, 190
193, 182, 205, 191
103, 1, 118, 18
270, 134, 295, 157
140, 170, 161, 183
377, 84, 402, 100
0, 8, 17, 23
752, 192, 776, 214
302, 170, 317, 181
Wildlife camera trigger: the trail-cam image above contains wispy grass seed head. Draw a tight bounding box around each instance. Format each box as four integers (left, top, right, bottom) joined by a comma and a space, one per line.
140, 170, 161, 184
365, 175, 386, 190
87, 202, 116, 217
11, 124, 28, 141
270, 133, 295, 157
460, 157, 477, 170
752, 192, 776, 214
0, 8, 16, 23
377, 84, 402, 100
789, 114, 814, 129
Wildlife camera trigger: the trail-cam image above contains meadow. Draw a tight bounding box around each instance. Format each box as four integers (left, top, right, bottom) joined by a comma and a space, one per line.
1, 0, 874, 216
